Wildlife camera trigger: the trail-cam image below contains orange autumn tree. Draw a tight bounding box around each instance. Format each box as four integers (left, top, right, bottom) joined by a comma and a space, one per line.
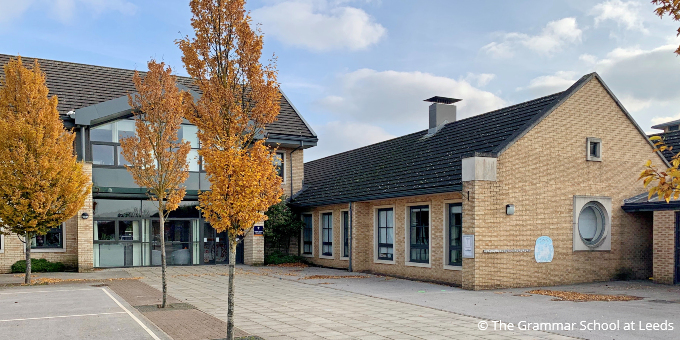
0, 57, 90, 284
177, 0, 282, 338
119, 60, 191, 308
640, 136, 680, 201
652, 0, 680, 55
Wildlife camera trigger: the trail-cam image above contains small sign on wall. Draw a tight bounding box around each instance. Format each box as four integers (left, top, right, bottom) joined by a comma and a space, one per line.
535, 236, 554, 263
462, 234, 475, 258
254, 225, 264, 236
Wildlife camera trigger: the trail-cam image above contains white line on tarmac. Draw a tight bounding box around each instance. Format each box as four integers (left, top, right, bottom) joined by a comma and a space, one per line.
0, 312, 126, 322
0, 288, 99, 295
101, 288, 161, 340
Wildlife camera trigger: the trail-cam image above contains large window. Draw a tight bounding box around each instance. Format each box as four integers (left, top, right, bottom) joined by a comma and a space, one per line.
32, 224, 64, 249
302, 214, 313, 255
447, 203, 462, 266
376, 208, 393, 261
578, 202, 606, 247
91, 121, 201, 171
321, 213, 333, 256
274, 152, 285, 180
342, 211, 349, 258
409, 206, 429, 263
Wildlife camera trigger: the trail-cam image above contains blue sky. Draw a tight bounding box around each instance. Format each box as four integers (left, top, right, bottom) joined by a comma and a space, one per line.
2, 0, 680, 160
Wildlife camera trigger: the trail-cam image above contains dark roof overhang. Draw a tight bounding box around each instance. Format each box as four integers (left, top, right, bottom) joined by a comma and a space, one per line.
291, 185, 462, 208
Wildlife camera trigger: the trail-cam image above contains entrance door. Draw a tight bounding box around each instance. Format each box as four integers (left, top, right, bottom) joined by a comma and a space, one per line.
675, 212, 680, 284
201, 222, 244, 264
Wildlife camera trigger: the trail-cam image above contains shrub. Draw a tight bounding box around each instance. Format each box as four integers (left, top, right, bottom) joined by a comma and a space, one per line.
11, 259, 66, 273
265, 251, 306, 265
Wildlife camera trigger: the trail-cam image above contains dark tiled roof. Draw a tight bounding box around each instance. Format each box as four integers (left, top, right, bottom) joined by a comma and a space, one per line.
649, 130, 680, 163
292, 91, 565, 207
0, 54, 316, 139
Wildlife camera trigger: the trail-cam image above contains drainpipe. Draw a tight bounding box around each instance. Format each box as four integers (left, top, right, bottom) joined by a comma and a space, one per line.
80, 126, 86, 161
348, 202, 353, 272
289, 141, 303, 196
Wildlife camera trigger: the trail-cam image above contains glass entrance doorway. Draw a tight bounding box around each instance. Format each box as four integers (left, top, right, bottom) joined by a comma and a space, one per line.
202, 222, 244, 264
151, 219, 200, 266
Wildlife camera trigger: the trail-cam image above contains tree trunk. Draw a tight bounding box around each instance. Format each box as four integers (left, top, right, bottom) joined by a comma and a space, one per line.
25, 232, 32, 285
227, 239, 237, 340
160, 208, 168, 308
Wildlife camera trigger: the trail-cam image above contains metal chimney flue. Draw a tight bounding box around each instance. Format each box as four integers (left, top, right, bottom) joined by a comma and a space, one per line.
425, 96, 461, 130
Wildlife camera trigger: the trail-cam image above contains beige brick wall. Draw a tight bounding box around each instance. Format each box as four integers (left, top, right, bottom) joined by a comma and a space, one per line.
463, 77, 660, 290
279, 147, 304, 198
244, 226, 265, 265
0, 163, 94, 274
652, 210, 675, 284
304, 193, 464, 285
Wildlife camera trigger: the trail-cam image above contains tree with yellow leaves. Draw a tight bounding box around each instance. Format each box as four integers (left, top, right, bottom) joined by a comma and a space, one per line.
177, 0, 283, 338
640, 136, 680, 201
0, 57, 91, 284
119, 60, 191, 308
652, 0, 680, 55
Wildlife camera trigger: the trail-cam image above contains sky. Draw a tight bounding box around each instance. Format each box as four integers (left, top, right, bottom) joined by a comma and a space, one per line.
1, 0, 680, 161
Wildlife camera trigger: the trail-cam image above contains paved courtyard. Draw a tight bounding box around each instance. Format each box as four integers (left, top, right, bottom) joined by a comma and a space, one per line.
124, 265, 571, 340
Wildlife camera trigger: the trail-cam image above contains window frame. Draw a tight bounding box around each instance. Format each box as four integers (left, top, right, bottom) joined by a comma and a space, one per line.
373, 205, 395, 264
586, 137, 602, 162
275, 151, 286, 183
443, 201, 463, 270
319, 211, 333, 259
31, 223, 66, 253
0, 228, 4, 254
405, 203, 431, 267
301, 213, 313, 257
340, 210, 350, 260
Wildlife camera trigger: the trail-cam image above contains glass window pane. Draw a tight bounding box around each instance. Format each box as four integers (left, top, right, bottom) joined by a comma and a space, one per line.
117, 120, 136, 141
90, 123, 114, 142
179, 125, 199, 148
94, 199, 143, 218
274, 152, 284, 178
118, 146, 131, 166
119, 220, 139, 241
95, 220, 116, 241
92, 144, 115, 165
188, 149, 200, 172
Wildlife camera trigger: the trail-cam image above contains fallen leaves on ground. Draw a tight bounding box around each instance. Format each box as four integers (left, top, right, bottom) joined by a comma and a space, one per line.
299, 275, 369, 280
21, 277, 143, 286
526, 290, 643, 302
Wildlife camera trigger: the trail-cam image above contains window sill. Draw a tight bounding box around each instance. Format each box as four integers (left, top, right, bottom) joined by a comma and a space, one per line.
319, 255, 334, 260
0, 250, 4, 254
405, 261, 431, 268
31, 248, 66, 253
443, 264, 462, 271
373, 259, 395, 265
339, 256, 349, 261
301, 253, 314, 258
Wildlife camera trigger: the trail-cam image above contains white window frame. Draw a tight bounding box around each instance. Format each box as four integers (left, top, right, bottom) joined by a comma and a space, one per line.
443, 200, 463, 271
30, 223, 67, 253
405, 202, 432, 268
373, 205, 396, 265
0, 228, 4, 254
301, 213, 314, 258
586, 137, 602, 162
319, 210, 334, 259
340, 209, 349, 260
276, 151, 286, 184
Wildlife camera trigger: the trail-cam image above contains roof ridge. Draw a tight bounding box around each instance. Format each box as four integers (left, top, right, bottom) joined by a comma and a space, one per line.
306, 90, 565, 165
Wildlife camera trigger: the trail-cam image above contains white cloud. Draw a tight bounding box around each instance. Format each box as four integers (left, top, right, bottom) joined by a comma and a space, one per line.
317, 69, 506, 128
304, 121, 395, 161
252, 0, 386, 52
517, 71, 577, 96
651, 113, 680, 126
0, 0, 136, 24
464, 72, 496, 87
591, 0, 647, 33
579, 53, 598, 64
481, 18, 582, 58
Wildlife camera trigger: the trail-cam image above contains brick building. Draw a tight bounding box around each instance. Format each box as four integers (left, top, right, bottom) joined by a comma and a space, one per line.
0, 54, 316, 273
292, 73, 673, 290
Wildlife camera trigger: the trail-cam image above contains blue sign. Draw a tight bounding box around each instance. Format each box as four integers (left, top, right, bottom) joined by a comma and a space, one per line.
535, 236, 554, 263
254, 225, 264, 236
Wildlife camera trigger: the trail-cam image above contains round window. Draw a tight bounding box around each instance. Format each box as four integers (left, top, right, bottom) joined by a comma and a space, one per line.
578, 202, 607, 247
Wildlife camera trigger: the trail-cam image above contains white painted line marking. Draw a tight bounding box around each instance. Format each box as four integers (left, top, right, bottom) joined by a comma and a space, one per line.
0, 288, 99, 295
101, 288, 161, 340
0, 312, 126, 322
